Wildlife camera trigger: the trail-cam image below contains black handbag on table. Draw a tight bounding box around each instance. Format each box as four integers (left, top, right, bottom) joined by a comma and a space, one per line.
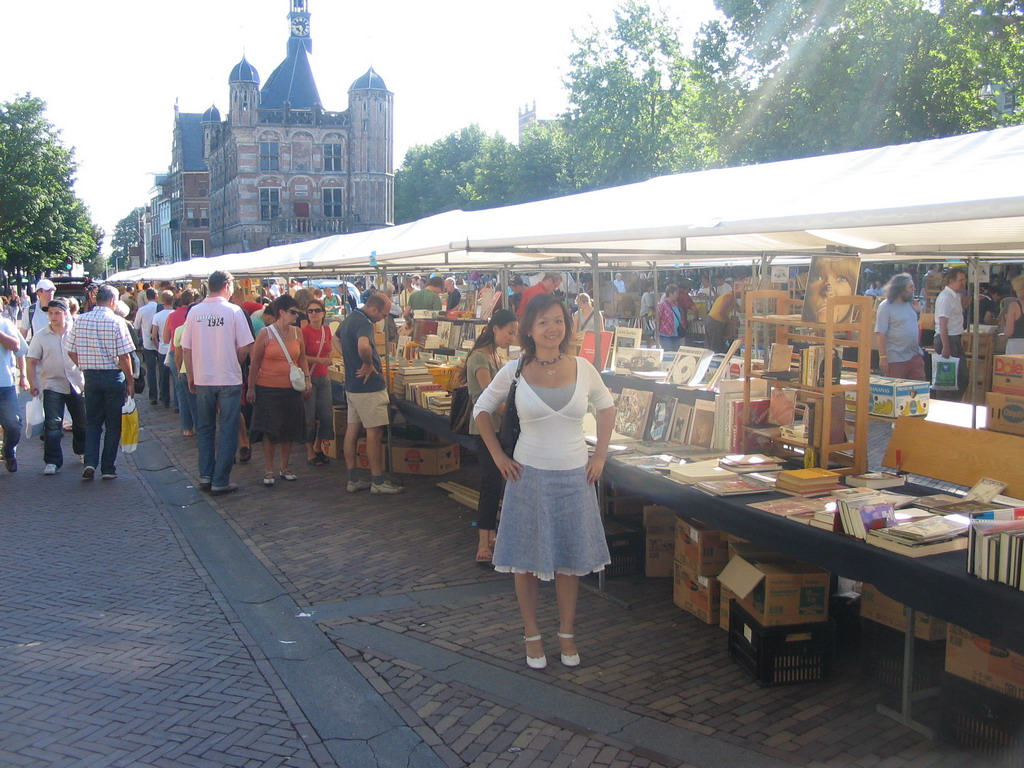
497, 358, 525, 454
448, 385, 472, 435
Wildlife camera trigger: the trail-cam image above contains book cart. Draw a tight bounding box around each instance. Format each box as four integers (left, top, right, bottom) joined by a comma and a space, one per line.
741, 290, 872, 476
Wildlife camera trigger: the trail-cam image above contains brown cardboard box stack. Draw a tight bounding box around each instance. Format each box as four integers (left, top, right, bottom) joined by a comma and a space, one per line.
643, 506, 676, 578
986, 355, 1024, 436
390, 440, 460, 475
672, 518, 729, 624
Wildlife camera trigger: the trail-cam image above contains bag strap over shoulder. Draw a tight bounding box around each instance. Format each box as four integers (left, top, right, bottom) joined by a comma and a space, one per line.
267, 324, 296, 367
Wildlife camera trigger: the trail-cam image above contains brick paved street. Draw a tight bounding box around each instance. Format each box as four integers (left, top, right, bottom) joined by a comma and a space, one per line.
0, 396, 1016, 767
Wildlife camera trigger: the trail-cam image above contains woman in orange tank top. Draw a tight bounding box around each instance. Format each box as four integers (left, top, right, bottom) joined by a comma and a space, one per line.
247, 295, 310, 486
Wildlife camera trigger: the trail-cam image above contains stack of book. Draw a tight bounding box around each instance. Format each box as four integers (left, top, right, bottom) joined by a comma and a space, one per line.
845, 472, 906, 489
667, 459, 738, 485
837, 497, 896, 540
968, 511, 1024, 587
694, 476, 774, 497
718, 454, 784, 474
775, 467, 842, 495
866, 515, 970, 557
391, 362, 433, 397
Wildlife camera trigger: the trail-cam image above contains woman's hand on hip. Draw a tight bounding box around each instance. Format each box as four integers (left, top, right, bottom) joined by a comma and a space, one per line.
586, 454, 606, 484
494, 452, 523, 482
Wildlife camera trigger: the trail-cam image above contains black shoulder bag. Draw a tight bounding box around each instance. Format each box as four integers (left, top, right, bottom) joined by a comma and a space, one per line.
448, 385, 472, 435
497, 358, 525, 455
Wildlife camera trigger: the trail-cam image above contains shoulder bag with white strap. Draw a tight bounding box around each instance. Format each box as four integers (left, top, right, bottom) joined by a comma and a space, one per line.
267, 324, 308, 392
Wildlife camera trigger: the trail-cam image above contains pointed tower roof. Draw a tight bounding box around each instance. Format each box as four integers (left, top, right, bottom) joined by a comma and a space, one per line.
229, 56, 260, 84
349, 66, 388, 92
261, 39, 321, 109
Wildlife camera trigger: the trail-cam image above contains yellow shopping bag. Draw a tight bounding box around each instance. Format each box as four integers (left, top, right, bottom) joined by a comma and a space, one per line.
121, 397, 139, 454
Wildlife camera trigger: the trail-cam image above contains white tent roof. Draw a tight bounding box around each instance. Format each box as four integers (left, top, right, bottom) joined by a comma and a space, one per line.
108, 124, 1024, 282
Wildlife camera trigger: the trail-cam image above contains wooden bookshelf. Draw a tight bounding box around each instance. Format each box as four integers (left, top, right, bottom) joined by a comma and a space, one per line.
742, 290, 873, 475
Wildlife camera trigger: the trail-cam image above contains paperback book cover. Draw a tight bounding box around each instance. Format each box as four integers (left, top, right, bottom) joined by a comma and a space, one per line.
644, 395, 676, 442
610, 327, 643, 369
667, 401, 693, 445
666, 345, 715, 387
616, 347, 664, 374
688, 399, 716, 449
801, 254, 861, 323
579, 330, 612, 370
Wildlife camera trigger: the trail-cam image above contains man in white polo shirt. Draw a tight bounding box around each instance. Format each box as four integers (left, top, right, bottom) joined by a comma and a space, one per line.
933, 266, 968, 401
182, 271, 254, 495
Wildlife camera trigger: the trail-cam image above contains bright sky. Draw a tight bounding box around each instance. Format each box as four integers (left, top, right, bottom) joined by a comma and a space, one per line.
0, 0, 717, 252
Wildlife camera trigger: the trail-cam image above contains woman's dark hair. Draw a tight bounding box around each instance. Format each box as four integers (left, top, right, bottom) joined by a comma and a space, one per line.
519, 293, 571, 364
469, 309, 517, 356
306, 299, 325, 313
271, 294, 298, 318
663, 283, 679, 298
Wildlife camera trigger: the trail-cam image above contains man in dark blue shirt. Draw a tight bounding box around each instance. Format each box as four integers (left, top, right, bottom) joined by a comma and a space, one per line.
333, 292, 403, 494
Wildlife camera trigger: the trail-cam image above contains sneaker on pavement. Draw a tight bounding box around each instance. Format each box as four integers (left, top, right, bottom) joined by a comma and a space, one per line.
198, 477, 213, 491
82, 466, 95, 480
371, 479, 404, 494
101, 472, 117, 480
44, 464, 59, 475
210, 483, 238, 496
5, 457, 17, 473
346, 479, 372, 493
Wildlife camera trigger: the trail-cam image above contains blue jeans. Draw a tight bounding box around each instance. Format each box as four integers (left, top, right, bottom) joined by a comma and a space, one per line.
83, 370, 126, 474
195, 384, 241, 488
156, 357, 173, 407
43, 388, 85, 467
659, 334, 681, 352
142, 348, 160, 403
0, 386, 21, 461
176, 372, 197, 432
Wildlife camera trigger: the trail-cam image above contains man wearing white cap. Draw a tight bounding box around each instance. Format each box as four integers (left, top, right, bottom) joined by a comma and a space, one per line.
20, 278, 55, 339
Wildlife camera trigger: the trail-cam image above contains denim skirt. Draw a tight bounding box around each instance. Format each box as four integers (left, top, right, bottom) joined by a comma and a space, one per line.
492, 465, 610, 581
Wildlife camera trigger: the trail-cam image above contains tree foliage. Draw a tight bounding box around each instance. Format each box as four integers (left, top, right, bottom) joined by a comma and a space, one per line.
110, 206, 144, 274
0, 94, 98, 275
395, 1, 1024, 222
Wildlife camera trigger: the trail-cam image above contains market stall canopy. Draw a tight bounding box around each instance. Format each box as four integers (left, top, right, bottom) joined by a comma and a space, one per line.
108, 124, 1024, 282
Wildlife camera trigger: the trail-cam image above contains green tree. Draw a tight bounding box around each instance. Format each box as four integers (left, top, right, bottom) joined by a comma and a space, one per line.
110, 206, 144, 274
0, 94, 97, 276
709, 0, 1024, 163
562, 1, 724, 191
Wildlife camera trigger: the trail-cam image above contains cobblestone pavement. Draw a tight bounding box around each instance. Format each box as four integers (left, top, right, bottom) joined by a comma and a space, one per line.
1, 397, 1015, 767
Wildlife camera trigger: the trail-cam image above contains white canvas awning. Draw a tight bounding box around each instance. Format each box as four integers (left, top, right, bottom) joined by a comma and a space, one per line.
108, 124, 1024, 282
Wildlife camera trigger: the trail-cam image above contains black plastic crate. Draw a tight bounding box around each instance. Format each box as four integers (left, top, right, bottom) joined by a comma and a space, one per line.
728, 601, 833, 686
941, 673, 1024, 766
601, 529, 645, 579
861, 618, 945, 692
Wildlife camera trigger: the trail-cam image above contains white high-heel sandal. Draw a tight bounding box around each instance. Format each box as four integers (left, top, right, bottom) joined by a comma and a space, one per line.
558, 632, 580, 667
524, 635, 547, 669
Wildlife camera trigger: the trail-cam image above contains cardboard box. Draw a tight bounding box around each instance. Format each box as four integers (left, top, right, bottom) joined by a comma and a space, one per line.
718, 555, 829, 627
332, 406, 349, 438
945, 624, 1024, 701
993, 354, 1024, 395
390, 440, 460, 475
859, 584, 947, 642
645, 532, 675, 578
720, 584, 737, 631
321, 437, 339, 459
869, 376, 930, 418
986, 391, 1024, 437
674, 518, 729, 576
355, 436, 387, 471
673, 559, 720, 624
643, 505, 678, 534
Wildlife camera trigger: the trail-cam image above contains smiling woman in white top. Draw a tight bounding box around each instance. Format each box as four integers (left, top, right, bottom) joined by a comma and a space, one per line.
473, 293, 616, 671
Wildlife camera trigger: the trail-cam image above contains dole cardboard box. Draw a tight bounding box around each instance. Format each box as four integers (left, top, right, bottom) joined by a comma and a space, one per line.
985, 391, 1024, 437
859, 583, 947, 642
355, 436, 387, 470
993, 354, 1024, 395
869, 376, 929, 418
675, 518, 729, 576
645, 532, 675, 578
673, 559, 720, 625
945, 623, 1024, 701
643, 505, 678, 535
390, 439, 460, 475
718, 555, 829, 627
321, 437, 339, 459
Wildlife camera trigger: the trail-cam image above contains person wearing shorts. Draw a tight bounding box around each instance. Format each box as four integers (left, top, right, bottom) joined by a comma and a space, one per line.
333, 292, 403, 494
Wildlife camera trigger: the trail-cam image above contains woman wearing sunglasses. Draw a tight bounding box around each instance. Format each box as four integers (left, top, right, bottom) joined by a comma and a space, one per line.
247, 295, 310, 486
302, 300, 336, 465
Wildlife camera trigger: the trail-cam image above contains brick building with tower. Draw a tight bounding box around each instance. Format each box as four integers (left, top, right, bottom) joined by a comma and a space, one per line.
147, 0, 393, 263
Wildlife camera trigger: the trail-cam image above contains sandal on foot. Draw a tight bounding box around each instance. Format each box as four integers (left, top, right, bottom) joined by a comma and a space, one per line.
475, 546, 493, 563
315, 451, 330, 465
279, 469, 298, 481
263, 472, 276, 487
557, 632, 580, 667
524, 635, 547, 669
238, 446, 251, 462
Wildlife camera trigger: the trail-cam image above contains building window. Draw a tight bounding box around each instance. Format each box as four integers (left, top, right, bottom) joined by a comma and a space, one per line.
259, 142, 279, 171
189, 239, 206, 258
260, 188, 280, 220
323, 188, 343, 218
324, 143, 342, 171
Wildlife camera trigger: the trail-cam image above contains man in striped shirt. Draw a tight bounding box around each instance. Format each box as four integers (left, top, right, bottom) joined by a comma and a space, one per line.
67, 285, 136, 480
